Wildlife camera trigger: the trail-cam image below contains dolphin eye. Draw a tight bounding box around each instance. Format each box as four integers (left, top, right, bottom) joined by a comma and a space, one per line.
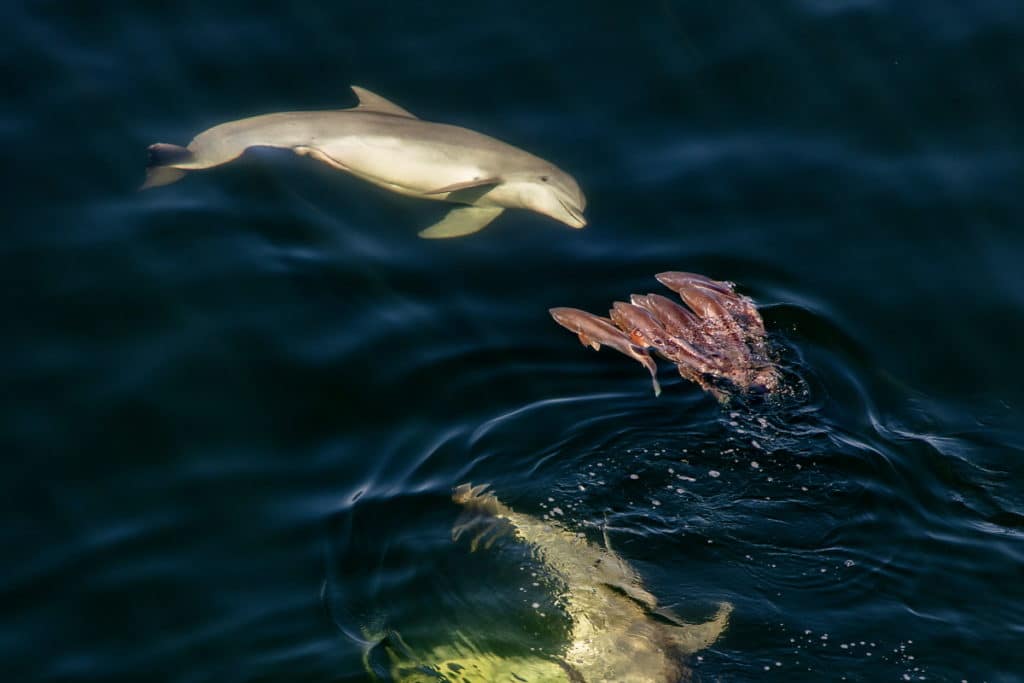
540, 175, 549, 182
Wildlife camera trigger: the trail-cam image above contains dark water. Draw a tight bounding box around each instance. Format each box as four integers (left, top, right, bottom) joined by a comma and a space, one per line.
4, 1, 1024, 681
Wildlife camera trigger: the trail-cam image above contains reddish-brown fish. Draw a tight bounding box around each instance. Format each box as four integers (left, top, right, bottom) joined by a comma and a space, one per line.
552, 272, 778, 400
549, 307, 662, 396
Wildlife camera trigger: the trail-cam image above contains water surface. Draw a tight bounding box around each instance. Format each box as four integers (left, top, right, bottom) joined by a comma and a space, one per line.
3, 1, 1023, 681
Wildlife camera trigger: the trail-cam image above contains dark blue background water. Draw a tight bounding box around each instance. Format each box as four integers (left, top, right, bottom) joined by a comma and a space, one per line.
4, 1, 1023, 681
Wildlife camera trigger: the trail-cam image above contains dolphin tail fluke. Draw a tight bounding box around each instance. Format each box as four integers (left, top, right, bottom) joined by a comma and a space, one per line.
666, 602, 733, 655
140, 143, 193, 190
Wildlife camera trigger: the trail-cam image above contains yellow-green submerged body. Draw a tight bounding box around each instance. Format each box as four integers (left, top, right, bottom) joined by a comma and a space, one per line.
383, 632, 572, 683
375, 485, 731, 682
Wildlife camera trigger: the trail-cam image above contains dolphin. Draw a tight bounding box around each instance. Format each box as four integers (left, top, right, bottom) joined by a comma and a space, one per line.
370, 484, 732, 682
142, 86, 587, 239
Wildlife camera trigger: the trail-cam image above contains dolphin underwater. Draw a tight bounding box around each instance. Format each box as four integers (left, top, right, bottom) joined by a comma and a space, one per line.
142, 86, 587, 239
371, 484, 732, 682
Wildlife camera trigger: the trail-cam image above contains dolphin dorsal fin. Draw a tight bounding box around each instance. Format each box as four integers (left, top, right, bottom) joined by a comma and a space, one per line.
349, 86, 418, 118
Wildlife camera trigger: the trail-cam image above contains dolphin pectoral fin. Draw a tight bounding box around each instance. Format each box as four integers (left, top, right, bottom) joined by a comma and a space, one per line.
293, 146, 349, 173
601, 580, 660, 612
423, 178, 502, 195
418, 206, 504, 239
349, 85, 418, 119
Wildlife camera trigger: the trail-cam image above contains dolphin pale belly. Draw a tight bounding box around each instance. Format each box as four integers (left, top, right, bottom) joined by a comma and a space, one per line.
371, 484, 732, 682
142, 86, 587, 238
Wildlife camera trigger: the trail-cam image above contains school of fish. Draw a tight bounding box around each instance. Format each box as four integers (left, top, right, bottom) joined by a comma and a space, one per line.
551, 271, 778, 402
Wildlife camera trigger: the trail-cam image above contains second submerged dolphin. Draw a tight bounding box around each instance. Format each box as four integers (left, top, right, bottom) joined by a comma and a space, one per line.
142, 86, 587, 239
371, 484, 732, 682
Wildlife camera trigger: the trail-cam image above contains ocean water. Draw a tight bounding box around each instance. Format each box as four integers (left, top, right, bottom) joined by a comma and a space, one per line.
3, 1, 1023, 681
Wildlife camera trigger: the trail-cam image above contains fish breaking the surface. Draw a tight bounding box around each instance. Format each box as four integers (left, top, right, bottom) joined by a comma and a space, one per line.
371, 484, 731, 682
550, 271, 778, 401
142, 86, 587, 239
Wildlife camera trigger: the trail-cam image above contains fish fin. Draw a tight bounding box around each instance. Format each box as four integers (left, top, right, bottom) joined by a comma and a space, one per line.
349, 85, 418, 118
140, 166, 187, 190
665, 602, 733, 655
423, 177, 502, 195
578, 333, 601, 351
418, 206, 504, 239
630, 345, 662, 397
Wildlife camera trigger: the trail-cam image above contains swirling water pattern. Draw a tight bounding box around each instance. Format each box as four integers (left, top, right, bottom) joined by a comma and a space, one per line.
3, 1, 1023, 681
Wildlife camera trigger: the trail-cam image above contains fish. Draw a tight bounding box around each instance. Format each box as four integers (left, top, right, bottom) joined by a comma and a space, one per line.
608, 301, 671, 349
552, 272, 779, 400
549, 307, 661, 396
653, 273, 775, 392
372, 485, 732, 682
655, 272, 766, 347
141, 86, 587, 239
609, 301, 717, 375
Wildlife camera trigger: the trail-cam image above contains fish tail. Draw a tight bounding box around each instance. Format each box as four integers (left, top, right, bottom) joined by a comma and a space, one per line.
632, 347, 662, 397
140, 143, 193, 189
649, 373, 662, 397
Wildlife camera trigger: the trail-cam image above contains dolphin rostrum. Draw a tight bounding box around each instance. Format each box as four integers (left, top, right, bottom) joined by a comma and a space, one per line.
142, 86, 587, 239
